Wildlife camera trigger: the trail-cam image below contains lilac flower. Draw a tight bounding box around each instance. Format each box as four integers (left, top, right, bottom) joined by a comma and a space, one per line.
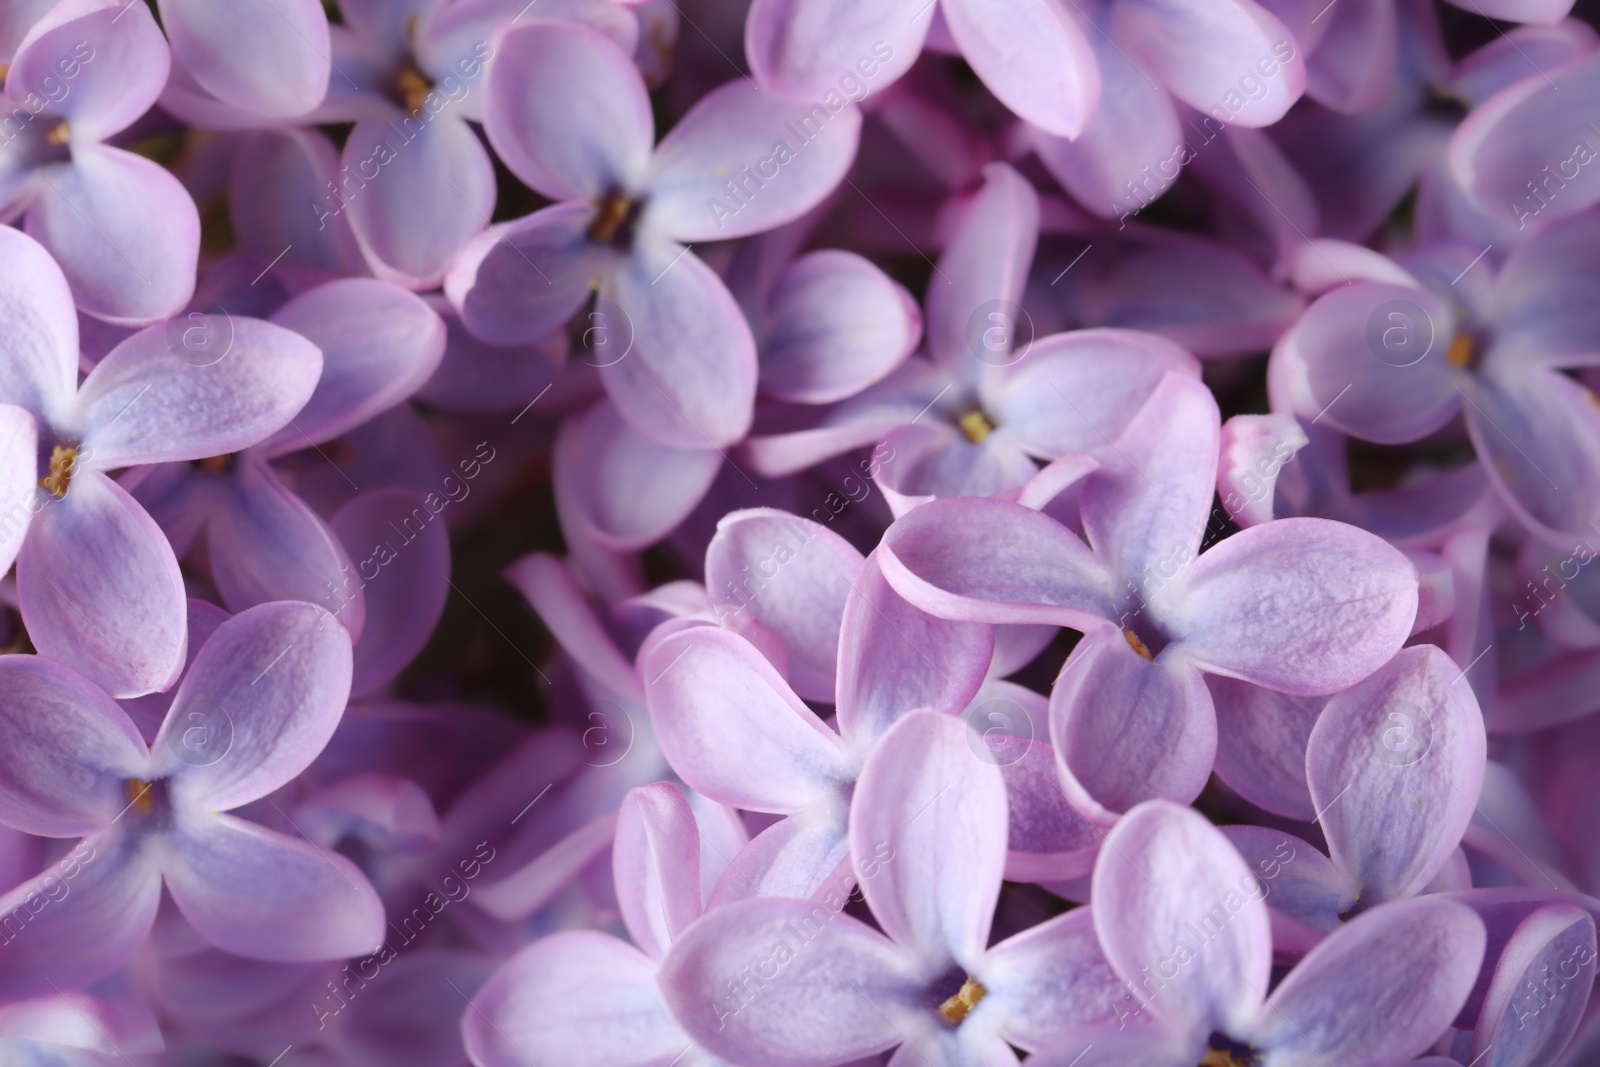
0, 993, 164, 1063
1273, 219, 1600, 544
641, 514, 992, 899
1, 0, 198, 323
448, 20, 861, 448
0, 600, 384, 999
1028, 801, 1488, 1067
657, 710, 1128, 1065
744, 163, 1199, 502
302, 0, 638, 288
0, 228, 322, 697
878, 371, 1418, 822
1219, 645, 1486, 945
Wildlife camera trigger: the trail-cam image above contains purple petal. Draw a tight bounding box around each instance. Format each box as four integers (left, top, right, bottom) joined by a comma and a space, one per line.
744, 0, 929, 100
1165, 517, 1419, 694
1094, 800, 1272, 1037
26, 145, 199, 326
163, 811, 383, 961
851, 710, 1006, 967
837, 552, 993, 749
483, 21, 652, 200
641, 627, 849, 812
260, 279, 446, 455
553, 401, 722, 550
0, 654, 148, 836
705, 508, 864, 702
758, 250, 921, 404
1081, 371, 1217, 601
1050, 629, 1217, 823
77, 319, 322, 467
10, 0, 168, 139
0, 405, 37, 575
504, 552, 642, 705
647, 81, 861, 242
1306, 644, 1488, 906
706, 807, 850, 904
1449, 51, 1600, 230
1302, 0, 1397, 113
1287, 281, 1459, 444
600, 237, 757, 448
331, 489, 451, 698
1208, 675, 1321, 821
0, 827, 160, 999
156, 0, 328, 117
0, 228, 79, 419
0, 993, 163, 1055
445, 202, 604, 347
925, 163, 1039, 370
1113, 0, 1305, 127
1470, 903, 1595, 1067
659, 898, 912, 1067
155, 601, 353, 812
1250, 897, 1485, 1066
205, 456, 365, 638
341, 116, 496, 290
18, 470, 187, 698
880, 497, 1118, 628
1491, 211, 1600, 368
987, 330, 1201, 461
614, 782, 703, 960
982, 908, 1128, 1050
941, 0, 1099, 137
228, 130, 365, 277
1217, 825, 1354, 935
414, 294, 563, 414
1464, 363, 1600, 542
465, 932, 691, 1067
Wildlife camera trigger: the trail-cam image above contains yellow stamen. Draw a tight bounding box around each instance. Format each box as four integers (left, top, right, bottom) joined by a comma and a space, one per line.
404, 13, 420, 45
125, 779, 153, 814
394, 62, 432, 115
38, 445, 77, 497
588, 190, 636, 245
958, 410, 992, 445
198, 455, 231, 475
1124, 629, 1154, 661
45, 118, 70, 146
937, 978, 986, 1024
1199, 1049, 1249, 1067
1445, 333, 1475, 369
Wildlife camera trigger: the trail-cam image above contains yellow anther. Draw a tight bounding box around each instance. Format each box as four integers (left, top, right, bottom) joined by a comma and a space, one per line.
958, 410, 993, 445
126, 779, 153, 814
45, 118, 70, 146
937, 978, 986, 1024
1124, 629, 1154, 661
588, 189, 636, 245
394, 62, 432, 115
38, 445, 77, 497
1445, 333, 1475, 369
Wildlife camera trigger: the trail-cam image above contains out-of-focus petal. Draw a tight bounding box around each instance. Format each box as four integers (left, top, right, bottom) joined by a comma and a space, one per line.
613, 782, 703, 960
940, 0, 1099, 137
157, 0, 328, 118
11, 0, 169, 138
744, 0, 929, 100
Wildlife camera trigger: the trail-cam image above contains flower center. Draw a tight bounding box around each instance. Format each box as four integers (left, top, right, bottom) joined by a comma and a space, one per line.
587, 188, 644, 249
392, 59, 433, 115
957, 410, 993, 445
1198, 1033, 1261, 1067
1124, 629, 1154, 660
125, 778, 153, 814
45, 118, 71, 146
38, 445, 78, 497
937, 977, 986, 1024
1445, 332, 1477, 370
192, 453, 237, 476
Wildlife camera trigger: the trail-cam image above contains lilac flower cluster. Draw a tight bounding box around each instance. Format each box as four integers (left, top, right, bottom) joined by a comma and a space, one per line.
2, 0, 1600, 1064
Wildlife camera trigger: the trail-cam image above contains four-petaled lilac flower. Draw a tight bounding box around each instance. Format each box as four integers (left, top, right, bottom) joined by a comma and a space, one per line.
448, 19, 861, 449
878, 372, 1419, 823
0, 600, 384, 999
658, 710, 1128, 1065
1, 0, 199, 323
0, 228, 321, 697
1027, 800, 1487, 1067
